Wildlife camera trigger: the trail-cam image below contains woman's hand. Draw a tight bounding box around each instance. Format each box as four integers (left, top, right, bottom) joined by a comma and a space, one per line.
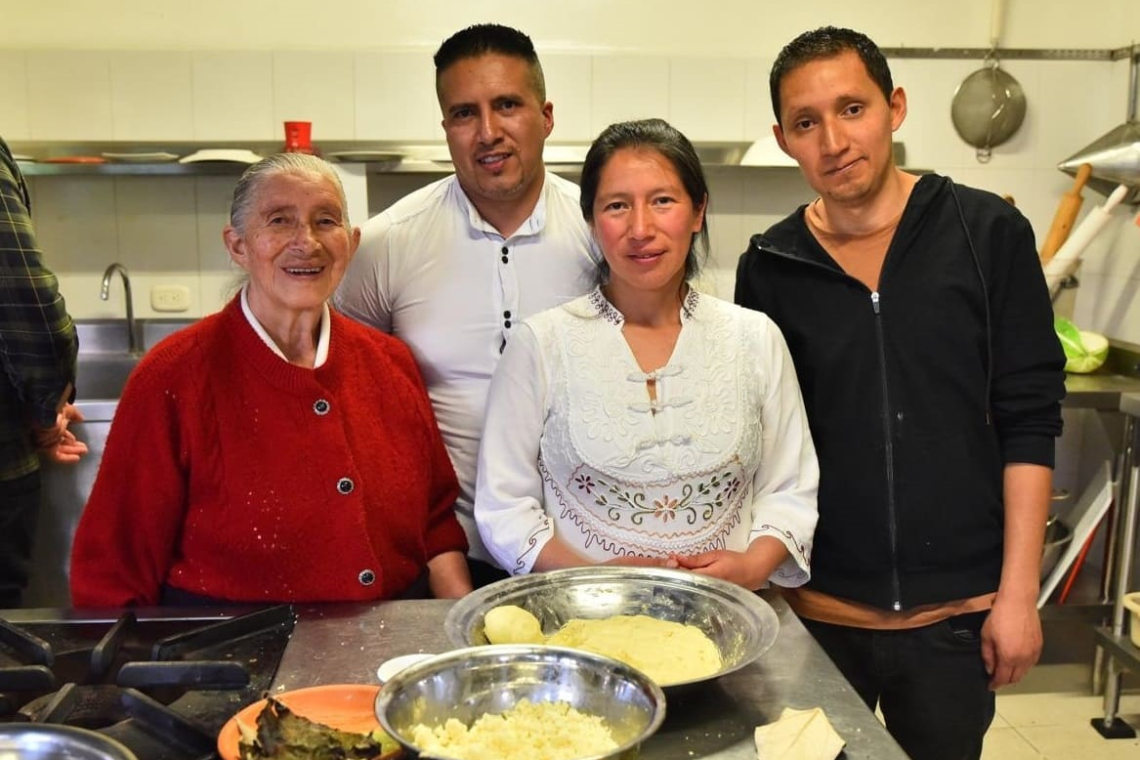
602, 554, 672, 569
671, 536, 790, 591
427, 551, 473, 599
671, 550, 766, 589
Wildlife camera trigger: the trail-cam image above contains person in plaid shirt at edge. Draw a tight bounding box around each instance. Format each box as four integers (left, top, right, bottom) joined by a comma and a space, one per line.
0, 135, 87, 609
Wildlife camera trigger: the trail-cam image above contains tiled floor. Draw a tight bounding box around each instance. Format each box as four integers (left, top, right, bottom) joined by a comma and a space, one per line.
985, 693, 1140, 759
983, 665, 1140, 760
870, 663, 1140, 758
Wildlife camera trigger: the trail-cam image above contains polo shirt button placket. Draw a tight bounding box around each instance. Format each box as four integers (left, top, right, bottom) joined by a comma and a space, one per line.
500, 245, 509, 264
336, 477, 354, 495
313, 399, 330, 415
358, 569, 376, 586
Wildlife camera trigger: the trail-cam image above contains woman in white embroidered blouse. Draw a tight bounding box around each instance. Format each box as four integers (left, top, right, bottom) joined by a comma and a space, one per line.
474, 119, 819, 591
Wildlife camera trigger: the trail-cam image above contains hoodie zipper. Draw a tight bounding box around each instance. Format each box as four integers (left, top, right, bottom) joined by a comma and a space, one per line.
870, 292, 903, 610
756, 242, 905, 610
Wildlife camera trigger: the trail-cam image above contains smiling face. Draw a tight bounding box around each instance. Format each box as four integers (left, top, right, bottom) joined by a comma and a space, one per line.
590, 147, 706, 301
223, 170, 360, 320
437, 53, 554, 227
774, 50, 907, 209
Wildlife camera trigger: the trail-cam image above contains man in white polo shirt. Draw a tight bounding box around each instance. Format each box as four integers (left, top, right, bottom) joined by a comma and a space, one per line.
335, 23, 599, 587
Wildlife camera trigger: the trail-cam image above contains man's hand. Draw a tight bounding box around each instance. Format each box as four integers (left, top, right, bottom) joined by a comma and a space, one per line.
40, 429, 88, 464
33, 403, 88, 463
981, 593, 1042, 689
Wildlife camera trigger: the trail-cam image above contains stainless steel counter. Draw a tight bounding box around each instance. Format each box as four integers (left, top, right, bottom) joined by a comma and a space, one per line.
1063, 371, 1140, 409
273, 594, 908, 760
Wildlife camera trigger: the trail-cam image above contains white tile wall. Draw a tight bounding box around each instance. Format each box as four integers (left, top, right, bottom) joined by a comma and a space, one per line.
115, 177, 198, 274
591, 55, 670, 132
0, 51, 30, 140
743, 57, 776, 141
7, 48, 1136, 346
192, 52, 275, 140
273, 51, 356, 141
31, 177, 119, 316
542, 54, 593, 142
890, 58, 978, 170
196, 176, 241, 316
354, 52, 439, 141
669, 58, 747, 142
110, 52, 194, 141
26, 51, 113, 140
1072, 219, 1140, 345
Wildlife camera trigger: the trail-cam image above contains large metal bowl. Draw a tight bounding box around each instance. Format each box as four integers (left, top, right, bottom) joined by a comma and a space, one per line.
0, 725, 138, 760
444, 566, 780, 687
374, 644, 665, 760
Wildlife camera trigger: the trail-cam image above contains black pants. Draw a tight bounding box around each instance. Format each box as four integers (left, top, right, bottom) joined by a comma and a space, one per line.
0, 470, 40, 609
803, 613, 995, 760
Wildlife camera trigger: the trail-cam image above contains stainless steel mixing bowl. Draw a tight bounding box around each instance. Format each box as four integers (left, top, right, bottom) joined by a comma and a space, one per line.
0, 725, 139, 760
374, 644, 666, 760
443, 566, 780, 687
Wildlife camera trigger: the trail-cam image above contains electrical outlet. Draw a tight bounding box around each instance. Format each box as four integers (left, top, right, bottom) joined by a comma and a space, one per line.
151, 285, 191, 313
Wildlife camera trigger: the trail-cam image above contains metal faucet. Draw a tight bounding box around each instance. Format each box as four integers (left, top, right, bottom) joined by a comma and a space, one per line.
99, 263, 139, 355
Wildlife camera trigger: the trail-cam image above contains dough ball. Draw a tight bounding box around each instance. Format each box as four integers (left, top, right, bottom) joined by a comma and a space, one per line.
483, 605, 544, 645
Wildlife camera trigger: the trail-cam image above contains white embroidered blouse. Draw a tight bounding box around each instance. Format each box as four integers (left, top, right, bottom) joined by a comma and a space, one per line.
474, 287, 820, 585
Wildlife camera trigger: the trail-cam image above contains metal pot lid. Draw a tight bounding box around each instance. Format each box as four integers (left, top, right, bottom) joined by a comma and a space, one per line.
0, 724, 139, 760
951, 59, 1027, 162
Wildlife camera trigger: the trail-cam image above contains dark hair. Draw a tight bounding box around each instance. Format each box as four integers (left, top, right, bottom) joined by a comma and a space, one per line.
229, 153, 349, 234
433, 24, 546, 102
769, 26, 894, 126
579, 118, 710, 285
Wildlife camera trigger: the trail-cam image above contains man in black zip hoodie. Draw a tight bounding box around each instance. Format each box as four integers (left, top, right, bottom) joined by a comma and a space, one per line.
735, 27, 1065, 760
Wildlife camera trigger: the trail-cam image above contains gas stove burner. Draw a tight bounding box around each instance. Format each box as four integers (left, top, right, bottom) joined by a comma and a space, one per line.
0, 605, 295, 760
25, 683, 132, 729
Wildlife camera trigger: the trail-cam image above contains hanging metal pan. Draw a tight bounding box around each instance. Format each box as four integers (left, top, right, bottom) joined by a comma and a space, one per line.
951, 55, 1027, 162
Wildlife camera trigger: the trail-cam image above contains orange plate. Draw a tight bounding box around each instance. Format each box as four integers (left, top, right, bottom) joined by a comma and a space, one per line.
216, 683, 381, 760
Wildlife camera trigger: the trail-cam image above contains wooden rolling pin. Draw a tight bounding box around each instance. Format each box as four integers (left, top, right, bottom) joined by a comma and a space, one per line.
1039, 163, 1092, 264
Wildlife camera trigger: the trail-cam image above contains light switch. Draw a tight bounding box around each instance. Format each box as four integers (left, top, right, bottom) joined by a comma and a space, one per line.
151, 285, 191, 312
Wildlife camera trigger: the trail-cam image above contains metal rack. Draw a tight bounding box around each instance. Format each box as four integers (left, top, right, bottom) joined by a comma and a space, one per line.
1092, 393, 1140, 738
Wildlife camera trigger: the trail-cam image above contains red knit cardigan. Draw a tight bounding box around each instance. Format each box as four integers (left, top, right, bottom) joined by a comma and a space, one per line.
70, 298, 466, 606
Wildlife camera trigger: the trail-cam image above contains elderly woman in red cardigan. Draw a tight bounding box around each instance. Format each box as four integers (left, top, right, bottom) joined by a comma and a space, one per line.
70, 154, 470, 606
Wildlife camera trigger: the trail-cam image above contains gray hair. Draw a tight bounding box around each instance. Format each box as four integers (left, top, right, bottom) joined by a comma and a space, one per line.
228, 153, 350, 234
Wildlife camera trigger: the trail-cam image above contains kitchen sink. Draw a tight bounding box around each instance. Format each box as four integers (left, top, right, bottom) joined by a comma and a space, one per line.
75, 353, 140, 400
71, 318, 194, 402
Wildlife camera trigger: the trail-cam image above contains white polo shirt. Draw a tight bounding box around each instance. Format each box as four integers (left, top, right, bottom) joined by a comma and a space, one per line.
334, 171, 600, 563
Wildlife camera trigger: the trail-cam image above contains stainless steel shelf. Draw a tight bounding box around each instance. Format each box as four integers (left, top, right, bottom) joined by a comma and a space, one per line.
881, 45, 1138, 62
18, 161, 250, 176
7, 140, 777, 177
1094, 627, 1140, 673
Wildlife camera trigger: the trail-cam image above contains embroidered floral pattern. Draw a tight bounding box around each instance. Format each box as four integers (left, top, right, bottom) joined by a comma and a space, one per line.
507, 290, 814, 578
586, 468, 742, 527
574, 473, 596, 494
652, 495, 679, 522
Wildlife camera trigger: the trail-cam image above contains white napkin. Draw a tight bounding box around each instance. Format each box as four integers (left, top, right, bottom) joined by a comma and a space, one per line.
754, 706, 845, 760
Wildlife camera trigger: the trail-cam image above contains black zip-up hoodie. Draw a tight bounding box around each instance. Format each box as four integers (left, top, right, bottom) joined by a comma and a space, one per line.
735, 174, 1065, 610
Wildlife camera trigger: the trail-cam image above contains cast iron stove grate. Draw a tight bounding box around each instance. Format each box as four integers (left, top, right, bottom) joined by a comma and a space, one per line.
0, 605, 295, 760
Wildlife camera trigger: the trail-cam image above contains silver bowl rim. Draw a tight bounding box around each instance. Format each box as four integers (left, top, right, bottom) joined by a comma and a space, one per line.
0, 724, 140, 760
443, 565, 780, 687
373, 643, 667, 760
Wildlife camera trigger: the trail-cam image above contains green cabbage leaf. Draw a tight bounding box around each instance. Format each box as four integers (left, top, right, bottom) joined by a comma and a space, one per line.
1055, 317, 1109, 373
